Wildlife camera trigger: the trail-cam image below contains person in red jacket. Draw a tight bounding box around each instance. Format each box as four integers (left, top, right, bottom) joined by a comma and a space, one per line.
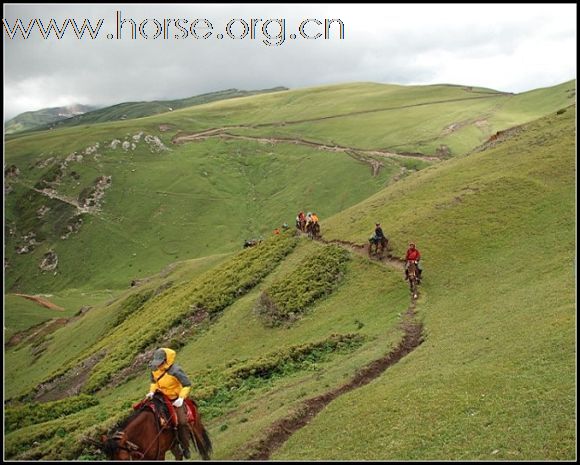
405, 242, 423, 282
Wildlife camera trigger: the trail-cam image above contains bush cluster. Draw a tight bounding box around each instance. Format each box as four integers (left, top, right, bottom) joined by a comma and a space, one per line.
5, 394, 99, 433
255, 244, 350, 326
82, 233, 299, 393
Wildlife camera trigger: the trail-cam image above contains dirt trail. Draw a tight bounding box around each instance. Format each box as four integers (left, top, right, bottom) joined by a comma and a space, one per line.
173, 131, 440, 163
175, 93, 510, 142
238, 235, 422, 460
322, 238, 405, 271
13, 293, 65, 311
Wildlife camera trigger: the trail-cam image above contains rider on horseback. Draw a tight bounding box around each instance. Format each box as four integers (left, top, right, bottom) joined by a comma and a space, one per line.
405, 242, 423, 283
296, 211, 305, 230
373, 223, 385, 243
147, 348, 193, 459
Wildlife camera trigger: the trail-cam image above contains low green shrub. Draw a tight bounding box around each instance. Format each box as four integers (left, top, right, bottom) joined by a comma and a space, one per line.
193, 332, 365, 418
255, 245, 350, 326
82, 232, 298, 393
5, 394, 99, 433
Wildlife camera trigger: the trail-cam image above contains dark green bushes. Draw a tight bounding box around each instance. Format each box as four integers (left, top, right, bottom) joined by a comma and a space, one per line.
5, 394, 99, 433
193, 332, 365, 418
255, 245, 350, 326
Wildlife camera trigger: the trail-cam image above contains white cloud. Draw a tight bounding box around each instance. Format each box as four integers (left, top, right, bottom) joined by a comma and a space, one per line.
3, 3, 576, 120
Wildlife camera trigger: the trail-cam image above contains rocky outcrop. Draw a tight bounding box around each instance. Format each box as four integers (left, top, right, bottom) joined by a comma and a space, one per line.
39, 250, 58, 272
78, 176, 112, 210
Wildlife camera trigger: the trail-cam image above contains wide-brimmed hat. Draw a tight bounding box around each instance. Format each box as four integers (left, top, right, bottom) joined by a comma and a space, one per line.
149, 348, 166, 369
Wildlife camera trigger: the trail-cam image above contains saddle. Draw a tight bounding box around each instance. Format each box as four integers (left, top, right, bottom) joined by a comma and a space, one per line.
133, 394, 198, 429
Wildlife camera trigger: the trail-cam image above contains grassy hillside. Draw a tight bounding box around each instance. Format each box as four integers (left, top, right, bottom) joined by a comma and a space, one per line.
5, 83, 576, 460
4, 106, 574, 460
5, 232, 408, 460
4, 80, 573, 296
275, 106, 576, 460
4, 104, 97, 134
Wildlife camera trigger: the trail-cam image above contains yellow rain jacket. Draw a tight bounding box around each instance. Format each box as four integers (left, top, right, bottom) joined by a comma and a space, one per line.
149, 348, 192, 400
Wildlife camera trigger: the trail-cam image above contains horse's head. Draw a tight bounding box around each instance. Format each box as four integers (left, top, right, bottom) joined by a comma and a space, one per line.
101, 431, 144, 460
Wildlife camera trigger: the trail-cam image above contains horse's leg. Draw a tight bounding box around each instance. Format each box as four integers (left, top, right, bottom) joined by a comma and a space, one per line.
409, 275, 418, 298
171, 443, 184, 461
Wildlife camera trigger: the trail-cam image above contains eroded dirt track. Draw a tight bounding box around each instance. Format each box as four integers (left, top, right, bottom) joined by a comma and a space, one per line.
237, 236, 424, 460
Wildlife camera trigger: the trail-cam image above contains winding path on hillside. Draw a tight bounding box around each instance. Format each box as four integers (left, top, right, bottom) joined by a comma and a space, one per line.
173, 92, 511, 141
173, 131, 441, 163
238, 234, 424, 460
171, 92, 511, 167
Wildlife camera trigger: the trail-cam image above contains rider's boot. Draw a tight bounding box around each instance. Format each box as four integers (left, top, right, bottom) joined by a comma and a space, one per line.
178, 425, 191, 459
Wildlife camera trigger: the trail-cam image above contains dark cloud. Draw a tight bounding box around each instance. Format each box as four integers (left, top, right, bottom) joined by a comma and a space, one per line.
3, 4, 576, 120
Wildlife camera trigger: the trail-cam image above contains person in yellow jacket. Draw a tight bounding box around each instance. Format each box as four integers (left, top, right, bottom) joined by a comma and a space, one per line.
146, 348, 193, 458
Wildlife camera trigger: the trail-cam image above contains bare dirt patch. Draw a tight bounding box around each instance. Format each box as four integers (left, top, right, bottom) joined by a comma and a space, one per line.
13, 293, 64, 311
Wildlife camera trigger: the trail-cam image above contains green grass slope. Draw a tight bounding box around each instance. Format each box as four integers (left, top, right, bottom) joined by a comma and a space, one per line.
275, 107, 576, 459
5, 233, 407, 460
24, 87, 288, 133
3, 106, 575, 461
4, 80, 573, 296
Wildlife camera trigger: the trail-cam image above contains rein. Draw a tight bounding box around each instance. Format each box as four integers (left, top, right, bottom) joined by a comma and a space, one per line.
113, 407, 169, 460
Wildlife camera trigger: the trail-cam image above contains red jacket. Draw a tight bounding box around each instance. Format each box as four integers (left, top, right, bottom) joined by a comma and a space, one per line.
406, 248, 421, 261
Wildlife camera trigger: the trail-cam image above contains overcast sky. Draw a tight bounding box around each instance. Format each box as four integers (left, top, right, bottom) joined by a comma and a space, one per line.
3, 3, 577, 120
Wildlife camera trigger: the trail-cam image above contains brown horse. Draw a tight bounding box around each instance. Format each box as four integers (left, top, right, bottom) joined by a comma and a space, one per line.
100, 394, 212, 461
407, 260, 419, 299
368, 236, 388, 258
306, 221, 320, 239
296, 217, 306, 232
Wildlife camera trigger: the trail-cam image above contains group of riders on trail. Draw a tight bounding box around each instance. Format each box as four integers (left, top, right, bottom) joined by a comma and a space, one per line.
369, 224, 423, 283
247, 212, 423, 284
296, 211, 321, 238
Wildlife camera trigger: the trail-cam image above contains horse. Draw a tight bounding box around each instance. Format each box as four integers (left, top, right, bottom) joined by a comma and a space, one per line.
306, 221, 320, 239
296, 217, 306, 232
368, 236, 388, 258
99, 393, 212, 461
407, 260, 420, 299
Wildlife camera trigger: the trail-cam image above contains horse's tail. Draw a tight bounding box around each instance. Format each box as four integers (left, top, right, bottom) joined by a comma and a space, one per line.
190, 420, 213, 460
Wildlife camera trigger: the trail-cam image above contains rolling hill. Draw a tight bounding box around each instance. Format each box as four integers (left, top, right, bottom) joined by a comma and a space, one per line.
23, 87, 288, 133
4, 80, 574, 297
4, 104, 97, 134
3, 79, 576, 461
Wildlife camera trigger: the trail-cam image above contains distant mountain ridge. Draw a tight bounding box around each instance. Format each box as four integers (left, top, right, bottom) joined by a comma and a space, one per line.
6, 87, 288, 135
4, 104, 98, 134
